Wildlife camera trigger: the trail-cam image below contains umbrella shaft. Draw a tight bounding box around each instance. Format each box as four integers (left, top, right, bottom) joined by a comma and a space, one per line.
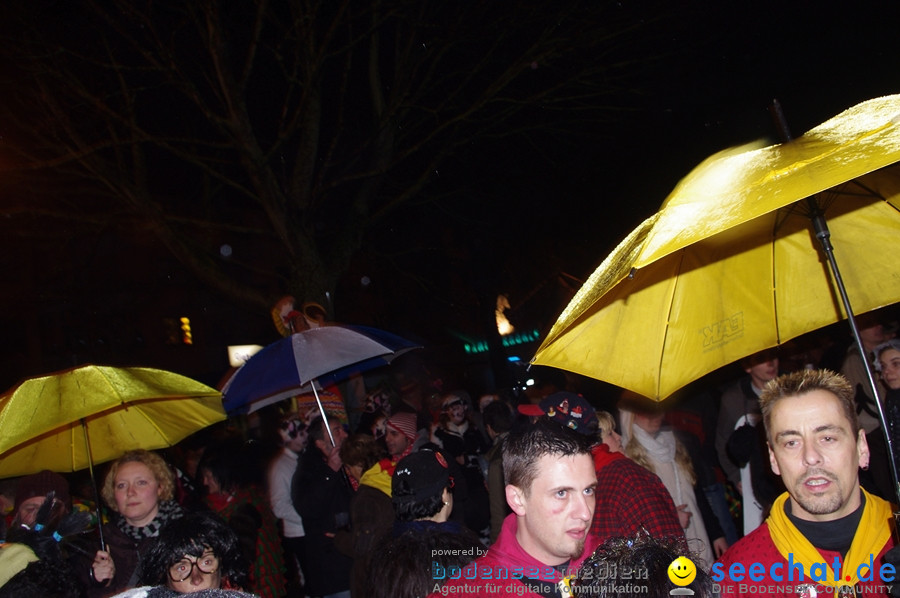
81, 419, 106, 551
811, 209, 900, 505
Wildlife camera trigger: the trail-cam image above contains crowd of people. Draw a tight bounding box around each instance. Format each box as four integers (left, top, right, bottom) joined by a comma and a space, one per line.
3, 307, 900, 598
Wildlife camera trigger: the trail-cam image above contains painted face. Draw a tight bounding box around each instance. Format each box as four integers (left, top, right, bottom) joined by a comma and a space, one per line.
113, 461, 163, 527
878, 347, 900, 390
385, 427, 410, 458
446, 402, 466, 425
507, 453, 597, 566
167, 548, 222, 593
287, 426, 309, 453
767, 390, 868, 522
600, 428, 622, 453
372, 415, 387, 439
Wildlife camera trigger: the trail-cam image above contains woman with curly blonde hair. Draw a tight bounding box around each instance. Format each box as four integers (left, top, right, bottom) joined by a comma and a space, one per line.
618, 396, 717, 569
88, 450, 185, 597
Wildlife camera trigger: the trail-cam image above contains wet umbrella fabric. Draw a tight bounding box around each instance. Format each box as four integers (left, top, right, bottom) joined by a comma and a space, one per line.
532, 94, 900, 401
0, 365, 225, 477
221, 324, 421, 415
0, 365, 225, 547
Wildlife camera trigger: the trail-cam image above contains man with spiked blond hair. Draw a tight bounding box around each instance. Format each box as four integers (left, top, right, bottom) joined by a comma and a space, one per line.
715, 369, 897, 597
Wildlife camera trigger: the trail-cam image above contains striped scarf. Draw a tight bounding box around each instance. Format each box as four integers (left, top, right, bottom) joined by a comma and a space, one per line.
116, 500, 184, 542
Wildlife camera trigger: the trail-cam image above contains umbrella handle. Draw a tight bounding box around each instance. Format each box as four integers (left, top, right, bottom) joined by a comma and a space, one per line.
80, 418, 106, 551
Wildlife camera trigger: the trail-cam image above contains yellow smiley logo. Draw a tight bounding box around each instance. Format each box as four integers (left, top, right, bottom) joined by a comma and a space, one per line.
667, 556, 696, 586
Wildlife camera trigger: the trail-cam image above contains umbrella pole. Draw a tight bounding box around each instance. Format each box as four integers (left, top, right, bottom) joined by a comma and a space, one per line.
80, 419, 106, 550
311, 382, 336, 447
808, 202, 900, 505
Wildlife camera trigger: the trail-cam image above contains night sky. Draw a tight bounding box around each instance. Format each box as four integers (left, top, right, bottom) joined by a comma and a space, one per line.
1, 2, 898, 392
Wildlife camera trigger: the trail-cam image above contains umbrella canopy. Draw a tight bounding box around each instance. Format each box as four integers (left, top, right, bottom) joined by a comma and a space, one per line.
222, 324, 421, 415
532, 94, 900, 401
0, 365, 225, 478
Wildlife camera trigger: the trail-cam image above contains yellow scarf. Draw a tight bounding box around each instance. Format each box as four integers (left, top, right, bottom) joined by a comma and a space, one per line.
360, 461, 393, 497
767, 488, 892, 589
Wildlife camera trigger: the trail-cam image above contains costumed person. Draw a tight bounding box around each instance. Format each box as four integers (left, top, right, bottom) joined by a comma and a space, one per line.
87, 450, 185, 598
431, 392, 490, 539
109, 511, 253, 597
715, 369, 897, 597
574, 531, 716, 597
0, 492, 91, 597
270, 295, 352, 431
267, 412, 308, 595
8, 470, 72, 532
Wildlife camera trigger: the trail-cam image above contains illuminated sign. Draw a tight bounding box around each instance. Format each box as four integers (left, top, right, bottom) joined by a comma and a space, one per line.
464, 329, 541, 354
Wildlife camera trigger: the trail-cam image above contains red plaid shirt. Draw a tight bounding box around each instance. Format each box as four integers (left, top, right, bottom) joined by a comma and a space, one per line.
590, 444, 686, 544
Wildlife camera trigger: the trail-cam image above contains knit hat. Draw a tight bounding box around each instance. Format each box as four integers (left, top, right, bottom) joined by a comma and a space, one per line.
0, 543, 39, 587
385, 412, 418, 442
518, 391, 598, 436
14, 470, 71, 512
392, 450, 451, 502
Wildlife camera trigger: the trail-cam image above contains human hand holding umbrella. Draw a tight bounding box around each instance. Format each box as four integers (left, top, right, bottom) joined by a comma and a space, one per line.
0, 365, 225, 548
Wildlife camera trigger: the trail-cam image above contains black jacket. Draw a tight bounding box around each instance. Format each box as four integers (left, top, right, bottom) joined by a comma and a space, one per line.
292, 447, 354, 596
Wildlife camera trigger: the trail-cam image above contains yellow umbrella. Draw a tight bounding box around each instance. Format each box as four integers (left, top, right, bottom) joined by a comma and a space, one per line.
533, 94, 900, 402
0, 365, 225, 477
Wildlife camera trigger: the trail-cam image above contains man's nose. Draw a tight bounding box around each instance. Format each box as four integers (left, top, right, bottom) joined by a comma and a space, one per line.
802, 442, 823, 466
574, 491, 594, 521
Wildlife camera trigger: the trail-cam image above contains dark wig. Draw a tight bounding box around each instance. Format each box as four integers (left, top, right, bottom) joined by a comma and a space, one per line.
574, 532, 714, 598
139, 511, 249, 589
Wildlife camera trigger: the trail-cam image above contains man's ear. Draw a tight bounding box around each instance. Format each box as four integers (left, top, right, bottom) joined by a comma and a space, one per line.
857, 428, 870, 470
506, 484, 526, 516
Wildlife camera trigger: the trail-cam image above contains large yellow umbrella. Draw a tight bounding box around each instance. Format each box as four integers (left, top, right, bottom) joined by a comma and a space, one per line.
533, 94, 900, 402
0, 365, 225, 477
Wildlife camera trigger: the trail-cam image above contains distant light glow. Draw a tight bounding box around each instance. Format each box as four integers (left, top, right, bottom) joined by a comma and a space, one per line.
496, 294, 514, 336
